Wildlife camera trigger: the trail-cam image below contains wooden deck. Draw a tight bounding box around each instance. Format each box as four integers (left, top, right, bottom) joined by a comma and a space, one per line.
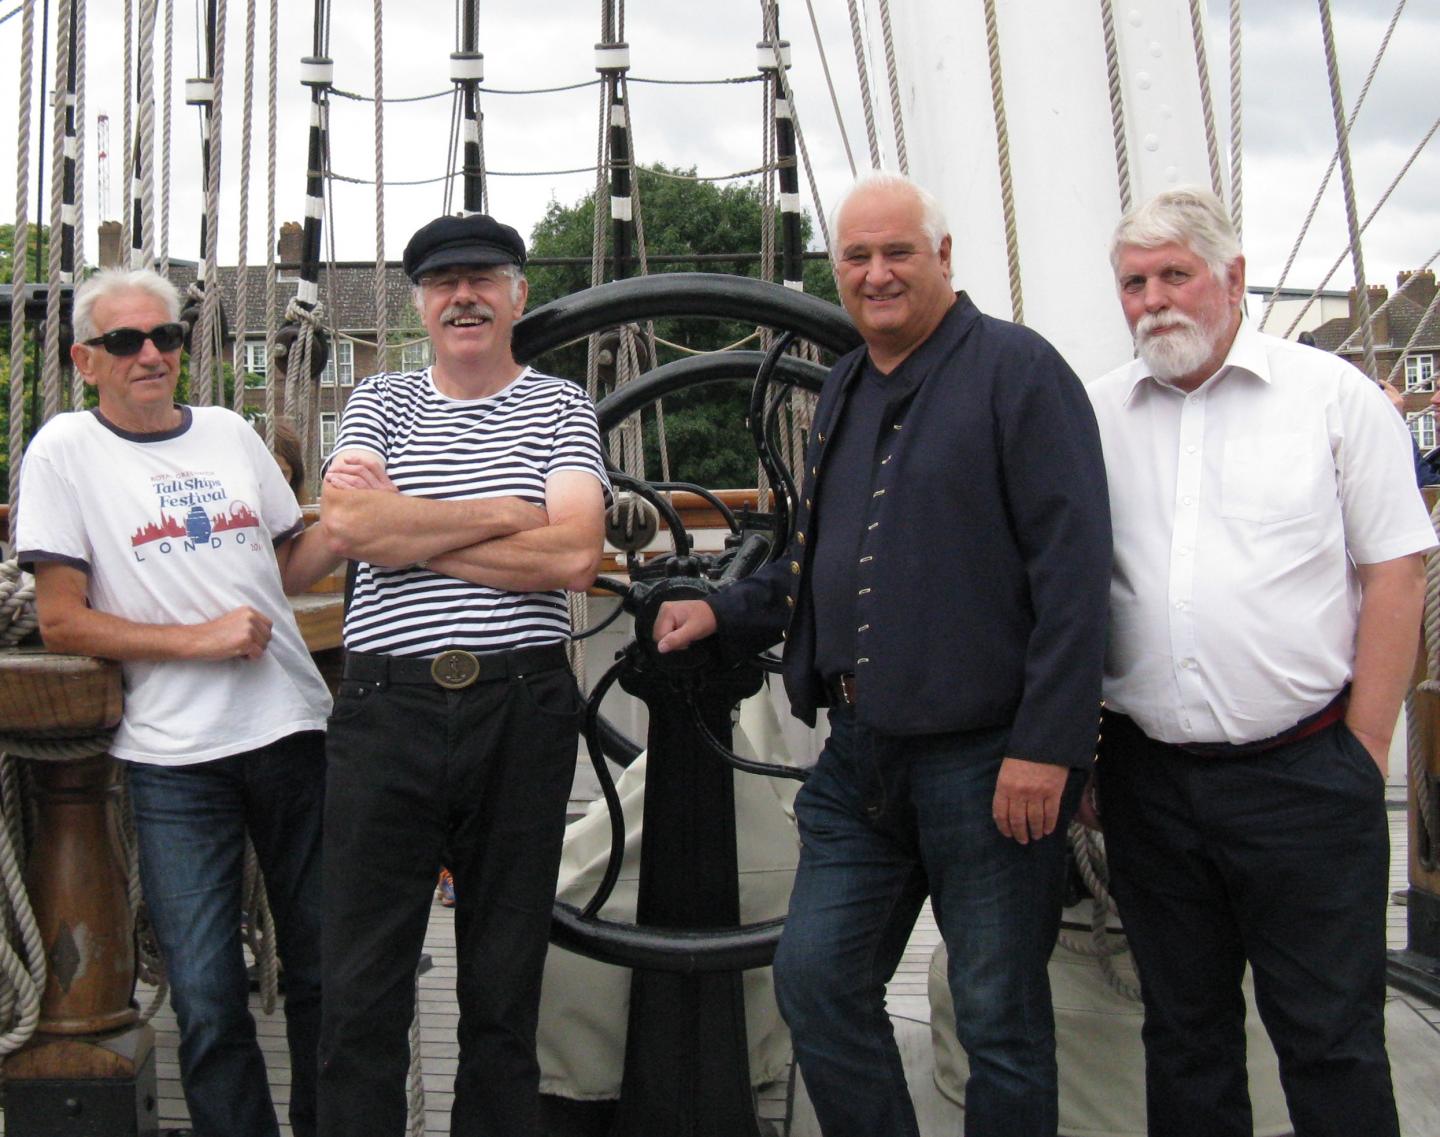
22, 776, 1440, 1136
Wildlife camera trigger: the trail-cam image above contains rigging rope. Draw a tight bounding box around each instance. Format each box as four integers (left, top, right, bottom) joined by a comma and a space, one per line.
802, 0, 855, 177
981, 0, 1023, 325
230, 0, 257, 415
1097, 0, 1131, 215
1317, 0, 1376, 381
758, 0, 831, 258
192, 0, 229, 406
1187, 0, 1224, 199
843, 0, 880, 169
1262, 0, 1403, 325
160, 0, 174, 273
372, 0, 387, 372
1227, 0, 1242, 240
1280, 110, 1439, 345
137, 0, 159, 268
121, 0, 133, 256
1336, 244, 1440, 356
8, 0, 35, 506
262, 0, 277, 446
876, 0, 907, 174
41, 0, 72, 422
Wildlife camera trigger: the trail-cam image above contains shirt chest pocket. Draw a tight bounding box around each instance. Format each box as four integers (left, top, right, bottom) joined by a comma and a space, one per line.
1219, 433, 1328, 524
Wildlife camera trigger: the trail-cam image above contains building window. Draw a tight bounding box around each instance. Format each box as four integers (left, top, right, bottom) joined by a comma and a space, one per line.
1406, 354, 1435, 392
321, 340, 354, 387
241, 339, 268, 387
1411, 412, 1436, 453
320, 412, 338, 458
400, 339, 431, 373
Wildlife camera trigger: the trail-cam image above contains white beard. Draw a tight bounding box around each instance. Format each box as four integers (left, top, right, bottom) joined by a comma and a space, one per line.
1134, 312, 1220, 383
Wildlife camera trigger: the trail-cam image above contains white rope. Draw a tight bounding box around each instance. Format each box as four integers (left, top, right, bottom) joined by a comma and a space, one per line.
802, 0, 855, 177
1227, 0, 1242, 240
8, 0, 35, 506
981, 0, 1023, 325
1317, 0, 1376, 381
1281, 111, 1439, 342
263, 0, 277, 447
1261, 0, 1403, 325
41, 0, 74, 424
121, 0, 134, 256
0, 755, 44, 1056
230, 0, 257, 415
137, 0, 159, 268
843, 0, 879, 169
72, 0, 87, 281
242, 840, 278, 1014
1187, 0, 1224, 199
373, 0, 388, 373
876, 0, 907, 174
160, 0, 174, 274
1097, 0, 1131, 215
0, 560, 38, 647
193, 0, 229, 406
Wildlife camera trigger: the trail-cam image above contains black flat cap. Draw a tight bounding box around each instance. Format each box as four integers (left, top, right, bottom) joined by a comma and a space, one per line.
402, 214, 527, 282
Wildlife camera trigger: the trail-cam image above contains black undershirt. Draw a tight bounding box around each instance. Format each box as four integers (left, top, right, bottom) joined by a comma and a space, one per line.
811, 354, 923, 682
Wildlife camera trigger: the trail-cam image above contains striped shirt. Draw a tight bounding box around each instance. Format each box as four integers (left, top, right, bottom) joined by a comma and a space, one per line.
333, 366, 609, 657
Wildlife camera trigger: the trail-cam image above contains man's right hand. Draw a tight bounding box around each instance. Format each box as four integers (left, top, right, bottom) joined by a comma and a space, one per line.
653, 599, 718, 653
194, 606, 273, 661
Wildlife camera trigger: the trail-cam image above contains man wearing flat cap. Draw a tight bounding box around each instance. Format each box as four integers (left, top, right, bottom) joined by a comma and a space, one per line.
315, 214, 609, 1137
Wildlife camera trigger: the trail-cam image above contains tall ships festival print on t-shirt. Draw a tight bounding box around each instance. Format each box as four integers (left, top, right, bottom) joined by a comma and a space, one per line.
131, 469, 265, 561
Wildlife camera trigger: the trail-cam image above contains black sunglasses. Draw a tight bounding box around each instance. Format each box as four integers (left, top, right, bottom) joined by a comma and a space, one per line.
82, 322, 187, 356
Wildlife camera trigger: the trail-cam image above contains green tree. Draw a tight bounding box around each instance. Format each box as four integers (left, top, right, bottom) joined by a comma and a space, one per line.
0, 223, 51, 501
525, 163, 839, 488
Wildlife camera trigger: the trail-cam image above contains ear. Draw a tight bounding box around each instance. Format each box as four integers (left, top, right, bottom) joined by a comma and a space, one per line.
1225, 254, 1246, 305
69, 343, 98, 386
513, 275, 529, 317
938, 234, 953, 278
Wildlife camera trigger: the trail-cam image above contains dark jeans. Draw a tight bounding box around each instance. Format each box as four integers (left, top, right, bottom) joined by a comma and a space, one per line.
317, 662, 581, 1137
1097, 713, 1399, 1137
773, 708, 1084, 1137
128, 730, 325, 1137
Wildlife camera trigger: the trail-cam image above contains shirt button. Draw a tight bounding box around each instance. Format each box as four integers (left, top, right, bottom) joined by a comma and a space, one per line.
796, 531, 806, 546
806, 498, 813, 509
817, 432, 826, 443
858, 587, 872, 596
790, 561, 801, 575
1186, 445, 1197, 454
858, 623, 870, 632
1181, 496, 1194, 506
867, 522, 879, 531
872, 489, 886, 498
1177, 547, 1191, 557
856, 656, 870, 665
786, 595, 795, 608
1174, 600, 1188, 611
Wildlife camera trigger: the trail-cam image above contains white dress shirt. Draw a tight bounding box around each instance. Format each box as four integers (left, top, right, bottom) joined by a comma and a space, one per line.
1087, 319, 1437, 745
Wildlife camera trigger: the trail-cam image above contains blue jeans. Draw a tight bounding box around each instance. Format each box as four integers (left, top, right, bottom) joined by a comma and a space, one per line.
773, 709, 1084, 1137
128, 731, 325, 1137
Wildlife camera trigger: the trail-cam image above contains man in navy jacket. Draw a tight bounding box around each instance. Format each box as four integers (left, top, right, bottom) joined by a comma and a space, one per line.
653, 173, 1111, 1137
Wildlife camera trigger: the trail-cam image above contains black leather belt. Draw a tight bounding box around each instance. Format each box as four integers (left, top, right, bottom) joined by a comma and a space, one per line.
343, 643, 569, 691
826, 673, 857, 707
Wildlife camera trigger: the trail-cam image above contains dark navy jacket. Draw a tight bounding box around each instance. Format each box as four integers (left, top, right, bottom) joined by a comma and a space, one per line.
707, 293, 1112, 769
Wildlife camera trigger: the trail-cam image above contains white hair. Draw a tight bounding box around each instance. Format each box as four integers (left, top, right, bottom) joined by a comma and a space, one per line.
828, 171, 949, 261
1110, 186, 1241, 284
72, 268, 182, 343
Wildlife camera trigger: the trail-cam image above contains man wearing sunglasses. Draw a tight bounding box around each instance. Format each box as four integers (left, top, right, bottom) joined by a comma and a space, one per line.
315, 213, 608, 1137
15, 268, 339, 1137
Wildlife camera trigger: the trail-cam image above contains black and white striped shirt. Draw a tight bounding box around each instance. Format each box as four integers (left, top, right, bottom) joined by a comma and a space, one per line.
334, 367, 609, 657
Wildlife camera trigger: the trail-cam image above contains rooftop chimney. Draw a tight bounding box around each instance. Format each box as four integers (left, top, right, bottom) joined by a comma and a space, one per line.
97, 220, 123, 269
1348, 284, 1390, 346
277, 222, 304, 267
1398, 270, 1437, 313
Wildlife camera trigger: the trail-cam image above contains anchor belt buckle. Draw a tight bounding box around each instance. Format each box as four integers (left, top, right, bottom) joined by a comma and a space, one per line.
430, 649, 482, 690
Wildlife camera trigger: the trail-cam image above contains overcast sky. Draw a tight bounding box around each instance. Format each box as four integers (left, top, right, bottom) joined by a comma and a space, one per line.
1, 0, 1434, 304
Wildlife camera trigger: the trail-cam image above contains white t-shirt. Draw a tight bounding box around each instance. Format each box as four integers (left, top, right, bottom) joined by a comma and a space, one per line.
15, 405, 333, 766
333, 366, 610, 657
1088, 320, 1438, 745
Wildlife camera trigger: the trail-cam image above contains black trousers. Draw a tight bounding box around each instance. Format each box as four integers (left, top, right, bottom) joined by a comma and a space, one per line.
316, 661, 581, 1137
1097, 712, 1399, 1137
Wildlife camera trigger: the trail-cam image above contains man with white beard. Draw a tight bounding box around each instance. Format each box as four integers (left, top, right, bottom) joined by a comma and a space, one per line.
1084, 187, 1432, 1137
